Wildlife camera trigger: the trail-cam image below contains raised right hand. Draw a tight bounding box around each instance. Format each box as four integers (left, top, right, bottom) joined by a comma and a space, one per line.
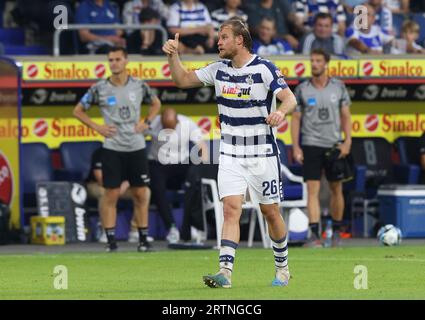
95, 124, 117, 138
162, 33, 179, 56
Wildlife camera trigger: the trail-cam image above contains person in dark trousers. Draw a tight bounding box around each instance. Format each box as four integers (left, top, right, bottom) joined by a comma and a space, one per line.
146, 107, 208, 243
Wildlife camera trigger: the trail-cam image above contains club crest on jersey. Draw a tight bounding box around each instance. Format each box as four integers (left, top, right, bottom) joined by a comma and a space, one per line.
245, 74, 254, 85
318, 107, 330, 121
119, 105, 131, 120
330, 93, 337, 103
221, 85, 251, 99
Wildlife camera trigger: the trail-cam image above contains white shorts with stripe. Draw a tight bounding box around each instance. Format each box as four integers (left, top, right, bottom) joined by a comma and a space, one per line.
217, 154, 284, 204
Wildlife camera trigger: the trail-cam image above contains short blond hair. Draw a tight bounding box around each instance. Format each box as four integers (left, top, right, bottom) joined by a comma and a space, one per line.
402, 20, 420, 34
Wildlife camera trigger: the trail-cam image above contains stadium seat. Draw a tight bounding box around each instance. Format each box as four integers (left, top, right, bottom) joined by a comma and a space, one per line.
394, 136, 421, 183
276, 139, 304, 200
21, 143, 54, 219
349, 137, 418, 237
59, 141, 102, 182
0, 28, 25, 46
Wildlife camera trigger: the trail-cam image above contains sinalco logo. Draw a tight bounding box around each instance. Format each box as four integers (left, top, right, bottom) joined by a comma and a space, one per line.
0, 151, 13, 206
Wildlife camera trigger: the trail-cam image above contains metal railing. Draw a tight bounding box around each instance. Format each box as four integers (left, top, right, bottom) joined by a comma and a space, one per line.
53, 24, 168, 56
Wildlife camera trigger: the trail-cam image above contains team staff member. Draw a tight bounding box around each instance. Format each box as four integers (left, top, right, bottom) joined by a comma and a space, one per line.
146, 107, 209, 244
73, 46, 161, 252
291, 48, 352, 248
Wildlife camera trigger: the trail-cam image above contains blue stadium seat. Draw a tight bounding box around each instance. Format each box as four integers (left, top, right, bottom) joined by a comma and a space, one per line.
21, 143, 54, 221
394, 136, 421, 183
276, 139, 304, 200
59, 141, 102, 182
4, 45, 49, 55
22, 143, 54, 195
0, 28, 25, 45
351, 137, 418, 195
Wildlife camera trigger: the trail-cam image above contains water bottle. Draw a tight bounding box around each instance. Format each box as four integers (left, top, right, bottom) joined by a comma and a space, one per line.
324, 220, 333, 248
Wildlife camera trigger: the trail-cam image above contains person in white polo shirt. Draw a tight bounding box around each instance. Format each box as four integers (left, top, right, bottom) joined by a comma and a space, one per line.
146, 107, 209, 243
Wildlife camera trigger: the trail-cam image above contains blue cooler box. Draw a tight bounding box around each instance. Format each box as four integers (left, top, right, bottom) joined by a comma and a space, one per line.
378, 185, 425, 238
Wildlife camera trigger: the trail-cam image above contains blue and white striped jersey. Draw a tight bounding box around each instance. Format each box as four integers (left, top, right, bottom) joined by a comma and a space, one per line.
167, 1, 212, 28
295, 0, 346, 33
345, 25, 393, 54
194, 55, 288, 158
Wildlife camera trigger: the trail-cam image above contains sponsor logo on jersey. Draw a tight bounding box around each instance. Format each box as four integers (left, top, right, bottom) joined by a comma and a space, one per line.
221, 85, 251, 99
107, 96, 117, 106
307, 97, 316, 106
245, 74, 254, 85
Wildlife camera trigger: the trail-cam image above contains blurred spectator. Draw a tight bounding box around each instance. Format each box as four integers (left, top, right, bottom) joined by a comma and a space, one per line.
252, 17, 294, 55
146, 108, 209, 243
211, 0, 248, 32
369, 0, 393, 34
393, 20, 425, 53
420, 132, 425, 184
383, 0, 409, 14
76, 0, 126, 54
345, 4, 394, 54
301, 12, 345, 55
122, 0, 169, 31
167, 0, 215, 54
295, 0, 347, 37
127, 7, 164, 54
245, 0, 299, 51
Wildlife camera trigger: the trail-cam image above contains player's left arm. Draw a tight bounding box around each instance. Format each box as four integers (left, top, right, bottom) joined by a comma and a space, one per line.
337, 83, 352, 158
136, 96, 161, 133
145, 95, 161, 123
136, 82, 162, 133
338, 105, 352, 158
266, 88, 297, 127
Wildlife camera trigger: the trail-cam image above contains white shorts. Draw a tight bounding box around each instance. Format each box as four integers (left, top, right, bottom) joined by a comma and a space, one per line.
217, 154, 284, 204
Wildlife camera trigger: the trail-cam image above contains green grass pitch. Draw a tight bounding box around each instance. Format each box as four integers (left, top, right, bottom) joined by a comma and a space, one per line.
1, 245, 424, 300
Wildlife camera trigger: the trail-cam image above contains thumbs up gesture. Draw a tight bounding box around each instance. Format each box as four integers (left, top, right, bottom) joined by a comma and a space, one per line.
162, 33, 180, 56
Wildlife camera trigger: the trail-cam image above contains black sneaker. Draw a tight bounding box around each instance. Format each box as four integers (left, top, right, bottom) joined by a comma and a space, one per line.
106, 243, 118, 252
137, 241, 152, 252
